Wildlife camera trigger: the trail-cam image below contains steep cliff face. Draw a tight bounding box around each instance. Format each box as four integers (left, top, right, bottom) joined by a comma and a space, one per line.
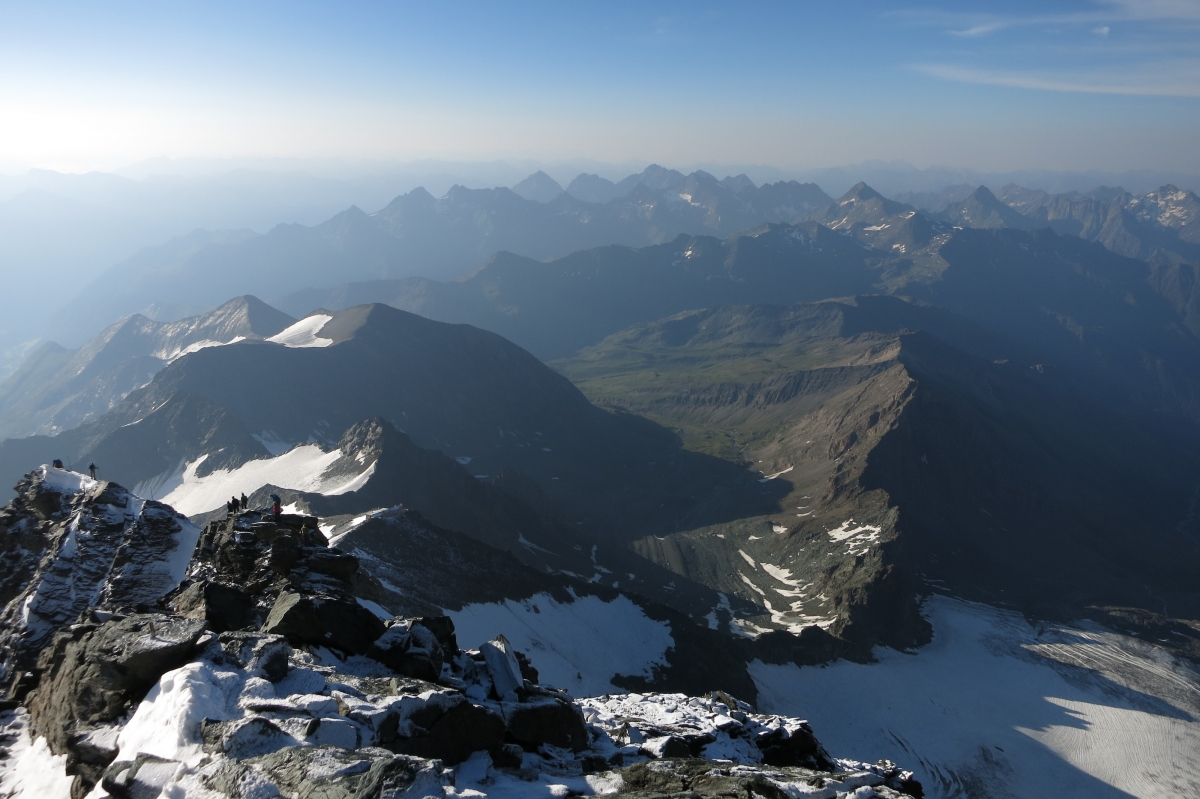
0, 465, 200, 690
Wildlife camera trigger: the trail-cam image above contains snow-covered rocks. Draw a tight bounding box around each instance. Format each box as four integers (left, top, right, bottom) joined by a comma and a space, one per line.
0, 461, 920, 799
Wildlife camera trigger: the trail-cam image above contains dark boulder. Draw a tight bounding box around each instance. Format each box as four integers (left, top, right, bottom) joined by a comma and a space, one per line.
25, 614, 205, 794
261, 592, 385, 655
755, 722, 834, 770
171, 580, 258, 632
386, 701, 505, 765
267, 534, 302, 575
414, 615, 458, 654
366, 620, 444, 682
216, 632, 291, 682
299, 548, 360, 581
501, 695, 589, 752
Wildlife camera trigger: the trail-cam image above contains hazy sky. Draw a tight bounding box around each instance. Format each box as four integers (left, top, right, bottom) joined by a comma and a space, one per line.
2, 0, 1198, 174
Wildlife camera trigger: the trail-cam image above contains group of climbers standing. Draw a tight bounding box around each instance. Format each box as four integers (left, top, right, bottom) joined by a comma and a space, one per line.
49, 459, 98, 480
226, 491, 282, 522
226, 492, 250, 516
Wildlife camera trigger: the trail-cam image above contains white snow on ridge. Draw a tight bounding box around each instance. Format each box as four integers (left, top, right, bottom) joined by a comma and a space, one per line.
38, 464, 98, 495
153, 336, 246, 363
158, 446, 375, 516
826, 519, 881, 555
751, 596, 1200, 799
448, 593, 674, 698
266, 314, 334, 348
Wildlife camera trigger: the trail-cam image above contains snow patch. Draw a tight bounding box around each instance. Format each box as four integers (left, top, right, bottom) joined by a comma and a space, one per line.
154, 336, 245, 363
448, 593, 673, 697
159, 446, 376, 516
266, 314, 333, 348
0, 711, 75, 799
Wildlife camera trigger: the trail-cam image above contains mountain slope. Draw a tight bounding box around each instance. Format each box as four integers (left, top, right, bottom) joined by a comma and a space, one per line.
275, 211, 1200, 430
0, 303, 805, 624
937, 185, 1035, 230
557, 297, 1200, 654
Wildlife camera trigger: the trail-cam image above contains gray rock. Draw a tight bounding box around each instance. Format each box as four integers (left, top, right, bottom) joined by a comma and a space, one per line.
214, 746, 447, 799
479, 634, 522, 699
27, 614, 206, 753
216, 632, 291, 682
755, 722, 833, 770
261, 592, 385, 655
500, 695, 589, 752
366, 621, 443, 682
172, 580, 258, 632
386, 701, 505, 766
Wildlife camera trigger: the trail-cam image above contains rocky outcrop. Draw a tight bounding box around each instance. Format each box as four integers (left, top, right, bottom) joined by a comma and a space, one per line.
25, 613, 207, 790
0, 466, 200, 693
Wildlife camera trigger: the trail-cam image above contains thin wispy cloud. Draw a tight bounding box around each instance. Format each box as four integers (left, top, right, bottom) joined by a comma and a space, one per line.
949, 22, 1008, 38
915, 61, 1200, 98
891, 0, 1200, 36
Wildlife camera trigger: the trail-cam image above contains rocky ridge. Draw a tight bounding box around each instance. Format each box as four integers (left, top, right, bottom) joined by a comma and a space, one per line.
0, 469, 920, 799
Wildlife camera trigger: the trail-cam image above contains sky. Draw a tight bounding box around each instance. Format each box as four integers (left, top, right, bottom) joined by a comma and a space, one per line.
1, 0, 1198, 175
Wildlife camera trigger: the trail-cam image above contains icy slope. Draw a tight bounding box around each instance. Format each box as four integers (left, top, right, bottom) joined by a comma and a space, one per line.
751, 596, 1200, 799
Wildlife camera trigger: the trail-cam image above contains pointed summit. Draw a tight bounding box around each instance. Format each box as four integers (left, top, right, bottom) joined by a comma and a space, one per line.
512, 171, 564, 203
839, 182, 885, 204
565, 173, 620, 204
941, 185, 1034, 230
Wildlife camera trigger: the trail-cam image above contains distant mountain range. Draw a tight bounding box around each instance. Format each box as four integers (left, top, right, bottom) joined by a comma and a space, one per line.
52, 166, 833, 346
276, 185, 1200, 432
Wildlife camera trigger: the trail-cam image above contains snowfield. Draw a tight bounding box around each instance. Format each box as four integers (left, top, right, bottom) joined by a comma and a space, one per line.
448, 592, 675, 697
751, 596, 1200, 798
154, 446, 375, 516
265, 314, 333, 348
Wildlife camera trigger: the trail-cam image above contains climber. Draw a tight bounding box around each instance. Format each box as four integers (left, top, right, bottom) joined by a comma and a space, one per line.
230, 495, 241, 513
272, 499, 282, 523
240, 492, 249, 509
88, 463, 97, 479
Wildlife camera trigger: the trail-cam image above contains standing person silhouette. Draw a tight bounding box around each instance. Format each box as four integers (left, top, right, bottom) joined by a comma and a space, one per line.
88, 463, 97, 479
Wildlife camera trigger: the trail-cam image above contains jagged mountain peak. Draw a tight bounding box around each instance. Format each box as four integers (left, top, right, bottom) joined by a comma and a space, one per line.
721, 173, 757, 192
